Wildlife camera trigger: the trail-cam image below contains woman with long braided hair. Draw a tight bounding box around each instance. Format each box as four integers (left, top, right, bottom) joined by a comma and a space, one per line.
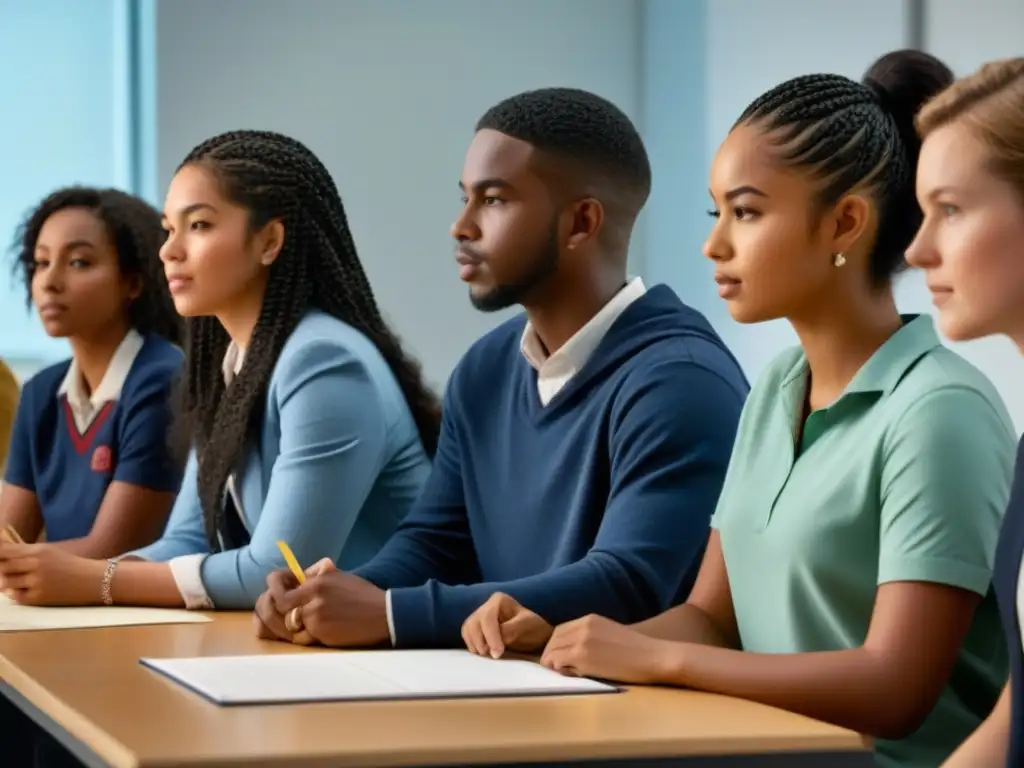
0, 186, 184, 560
538, 51, 1016, 767
0, 131, 438, 611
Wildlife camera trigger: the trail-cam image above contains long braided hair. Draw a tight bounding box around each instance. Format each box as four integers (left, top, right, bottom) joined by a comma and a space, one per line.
12, 186, 182, 345
735, 50, 953, 286
174, 130, 441, 551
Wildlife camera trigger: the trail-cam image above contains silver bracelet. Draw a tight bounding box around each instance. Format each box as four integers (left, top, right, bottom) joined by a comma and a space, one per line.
100, 559, 119, 606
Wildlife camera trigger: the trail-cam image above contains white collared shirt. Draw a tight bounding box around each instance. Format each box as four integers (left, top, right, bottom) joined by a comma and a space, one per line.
221, 341, 244, 386
383, 277, 647, 644
221, 342, 246, 519
167, 340, 246, 610
520, 277, 647, 405
59, 329, 144, 432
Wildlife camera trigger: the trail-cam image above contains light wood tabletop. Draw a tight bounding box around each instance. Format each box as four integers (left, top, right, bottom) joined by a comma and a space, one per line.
0, 613, 872, 768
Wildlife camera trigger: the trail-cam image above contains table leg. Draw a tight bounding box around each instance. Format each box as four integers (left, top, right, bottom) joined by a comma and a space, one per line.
0, 682, 105, 768
0, 688, 36, 765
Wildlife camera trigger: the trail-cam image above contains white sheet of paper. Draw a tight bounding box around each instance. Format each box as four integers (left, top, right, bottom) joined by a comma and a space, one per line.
0, 593, 211, 632
141, 650, 618, 705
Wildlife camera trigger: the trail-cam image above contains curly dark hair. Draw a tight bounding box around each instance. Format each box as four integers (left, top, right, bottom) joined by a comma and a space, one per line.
735, 49, 954, 286
11, 186, 182, 344
174, 129, 441, 552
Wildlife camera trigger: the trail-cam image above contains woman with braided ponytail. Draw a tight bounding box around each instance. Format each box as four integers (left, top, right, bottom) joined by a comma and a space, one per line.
539, 51, 1015, 767
0, 187, 184, 560
0, 130, 437, 612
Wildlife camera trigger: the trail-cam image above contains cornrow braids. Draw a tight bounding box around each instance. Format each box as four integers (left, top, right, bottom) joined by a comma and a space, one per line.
175, 130, 441, 552
11, 186, 182, 345
736, 50, 953, 286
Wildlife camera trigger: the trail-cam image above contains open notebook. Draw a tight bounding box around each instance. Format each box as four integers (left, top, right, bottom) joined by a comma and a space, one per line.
141, 650, 619, 705
0, 593, 211, 632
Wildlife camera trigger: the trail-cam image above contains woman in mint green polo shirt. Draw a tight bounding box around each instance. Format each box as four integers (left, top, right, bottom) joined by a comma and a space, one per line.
535, 51, 1016, 767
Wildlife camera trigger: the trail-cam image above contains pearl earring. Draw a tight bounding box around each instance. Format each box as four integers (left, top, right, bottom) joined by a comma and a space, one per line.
832, 252, 847, 268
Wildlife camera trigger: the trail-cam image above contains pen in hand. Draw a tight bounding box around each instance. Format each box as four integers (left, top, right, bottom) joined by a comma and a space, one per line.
276, 540, 306, 585
276, 540, 307, 635
1, 525, 24, 545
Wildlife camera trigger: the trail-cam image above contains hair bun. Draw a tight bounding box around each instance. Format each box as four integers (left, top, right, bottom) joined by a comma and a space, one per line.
862, 49, 954, 146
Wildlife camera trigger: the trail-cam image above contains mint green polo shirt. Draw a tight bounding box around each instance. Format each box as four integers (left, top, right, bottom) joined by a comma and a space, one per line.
711, 315, 1015, 768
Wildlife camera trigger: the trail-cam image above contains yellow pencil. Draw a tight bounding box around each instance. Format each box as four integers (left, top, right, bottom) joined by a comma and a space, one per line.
276, 540, 306, 584
3, 525, 24, 545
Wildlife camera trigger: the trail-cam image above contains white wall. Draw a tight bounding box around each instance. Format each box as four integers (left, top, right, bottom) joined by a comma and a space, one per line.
921, 0, 1024, 430
925, 0, 1023, 75
154, 0, 643, 390
641, 0, 708, 317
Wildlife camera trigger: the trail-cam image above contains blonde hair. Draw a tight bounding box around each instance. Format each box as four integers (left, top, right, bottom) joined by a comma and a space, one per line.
916, 58, 1024, 197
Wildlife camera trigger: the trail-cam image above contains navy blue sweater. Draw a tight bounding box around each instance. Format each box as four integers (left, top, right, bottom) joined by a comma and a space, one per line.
993, 436, 1024, 767
355, 285, 749, 647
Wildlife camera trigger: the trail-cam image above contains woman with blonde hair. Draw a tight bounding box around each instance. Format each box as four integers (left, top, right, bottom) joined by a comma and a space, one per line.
903, 58, 1024, 767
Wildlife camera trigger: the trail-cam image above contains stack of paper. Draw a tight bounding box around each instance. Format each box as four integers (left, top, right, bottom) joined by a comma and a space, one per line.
0, 594, 211, 632
141, 649, 618, 705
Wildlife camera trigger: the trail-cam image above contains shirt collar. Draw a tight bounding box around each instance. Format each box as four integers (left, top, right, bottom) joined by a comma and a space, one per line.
222, 342, 245, 386
780, 314, 942, 400
58, 329, 145, 410
520, 277, 646, 373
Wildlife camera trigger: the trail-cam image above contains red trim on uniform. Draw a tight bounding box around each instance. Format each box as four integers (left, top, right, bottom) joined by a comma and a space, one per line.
63, 398, 114, 454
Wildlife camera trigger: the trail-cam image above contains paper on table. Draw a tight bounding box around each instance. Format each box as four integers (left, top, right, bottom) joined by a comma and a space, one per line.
141, 649, 619, 705
0, 593, 211, 632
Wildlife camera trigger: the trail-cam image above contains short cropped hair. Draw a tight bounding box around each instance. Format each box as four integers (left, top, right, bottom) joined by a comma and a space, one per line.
476, 87, 651, 217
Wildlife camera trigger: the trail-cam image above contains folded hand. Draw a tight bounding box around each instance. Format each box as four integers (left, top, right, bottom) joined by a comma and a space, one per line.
254, 560, 389, 648
461, 591, 553, 658
540, 614, 678, 684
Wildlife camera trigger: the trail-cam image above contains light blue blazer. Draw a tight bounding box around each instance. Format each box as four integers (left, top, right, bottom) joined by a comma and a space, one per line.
131, 311, 432, 608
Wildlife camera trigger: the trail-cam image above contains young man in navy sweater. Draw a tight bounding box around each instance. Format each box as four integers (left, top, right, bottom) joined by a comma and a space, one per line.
255, 87, 750, 650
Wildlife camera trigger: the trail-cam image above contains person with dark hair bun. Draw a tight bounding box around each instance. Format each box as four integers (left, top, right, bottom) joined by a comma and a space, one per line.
0, 186, 184, 562
0, 131, 436, 612
538, 52, 1016, 768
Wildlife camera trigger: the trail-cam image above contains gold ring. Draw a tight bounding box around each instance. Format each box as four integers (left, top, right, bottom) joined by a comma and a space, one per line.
284, 606, 304, 633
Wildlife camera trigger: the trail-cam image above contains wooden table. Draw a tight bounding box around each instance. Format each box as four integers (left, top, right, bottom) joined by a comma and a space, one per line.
0, 613, 872, 768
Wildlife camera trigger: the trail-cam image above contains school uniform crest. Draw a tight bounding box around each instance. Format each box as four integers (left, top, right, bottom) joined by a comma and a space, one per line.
91, 445, 113, 473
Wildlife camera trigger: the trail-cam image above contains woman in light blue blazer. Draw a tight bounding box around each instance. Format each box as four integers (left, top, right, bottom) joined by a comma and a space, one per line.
0, 130, 439, 610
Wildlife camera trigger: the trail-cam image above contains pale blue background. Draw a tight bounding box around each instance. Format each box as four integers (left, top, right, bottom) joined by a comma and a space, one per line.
2, 0, 1021, 427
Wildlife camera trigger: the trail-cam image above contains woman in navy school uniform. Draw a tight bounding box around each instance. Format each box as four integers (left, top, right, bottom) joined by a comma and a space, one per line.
0, 186, 184, 558
904, 58, 1024, 767
0, 130, 438, 613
